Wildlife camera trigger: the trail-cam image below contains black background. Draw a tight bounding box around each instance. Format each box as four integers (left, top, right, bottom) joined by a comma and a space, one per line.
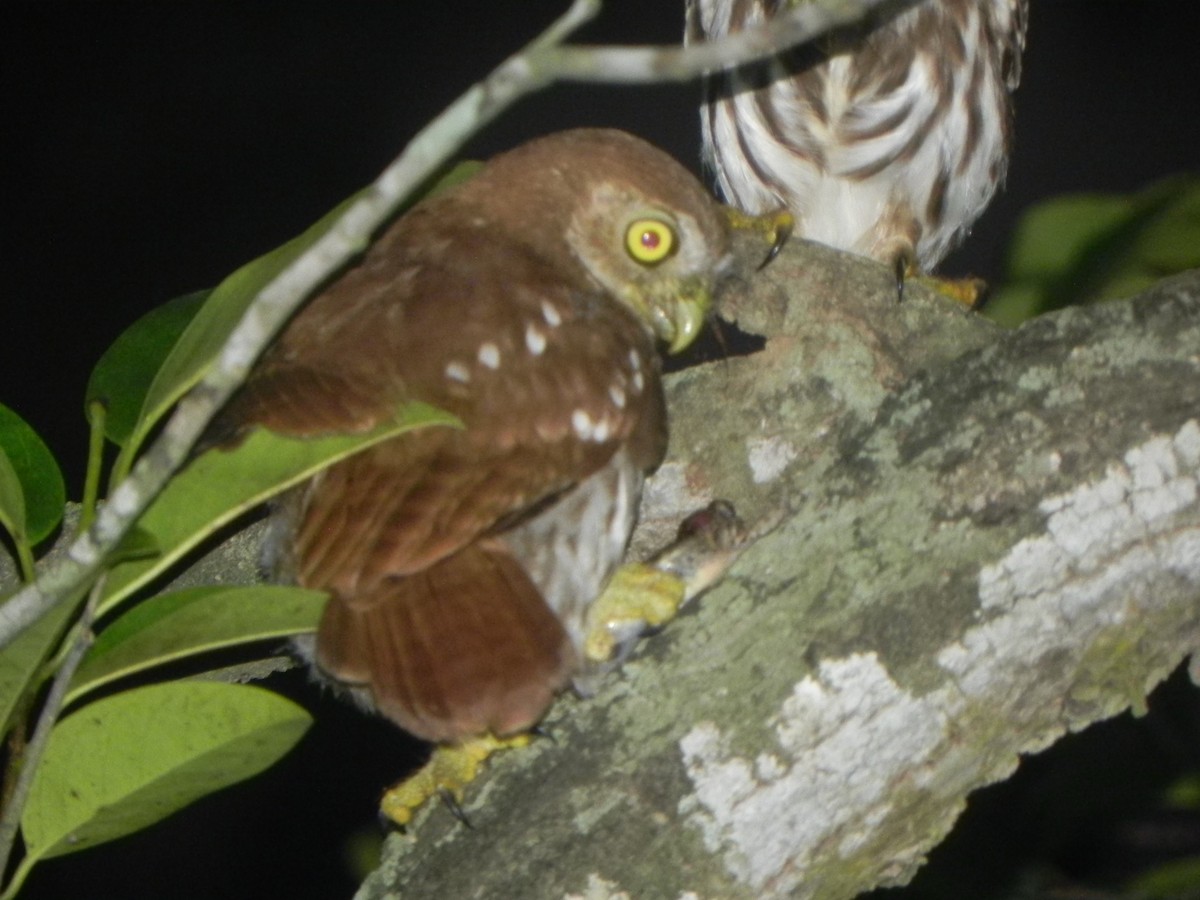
6, 3, 1200, 898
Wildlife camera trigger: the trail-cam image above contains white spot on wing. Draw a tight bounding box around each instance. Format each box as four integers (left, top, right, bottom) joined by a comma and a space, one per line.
444, 361, 470, 383
570, 408, 613, 443
632, 369, 645, 394
525, 323, 546, 356
478, 342, 501, 369
542, 301, 562, 328
609, 384, 626, 409
572, 409, 593, 440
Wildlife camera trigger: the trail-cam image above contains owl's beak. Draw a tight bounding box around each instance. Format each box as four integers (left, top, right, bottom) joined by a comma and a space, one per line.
662, 284, 712, 355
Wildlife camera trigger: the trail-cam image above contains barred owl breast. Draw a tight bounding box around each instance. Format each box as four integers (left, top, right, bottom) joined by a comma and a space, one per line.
689, 0, 1029, 272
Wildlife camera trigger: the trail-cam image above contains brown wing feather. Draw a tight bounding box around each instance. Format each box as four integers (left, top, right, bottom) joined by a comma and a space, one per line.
316, 539, 574, 743
219, 198, 663, 583
211, 192, 666, 740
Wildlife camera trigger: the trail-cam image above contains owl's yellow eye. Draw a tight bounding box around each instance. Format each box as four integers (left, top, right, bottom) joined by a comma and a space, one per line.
625, 218, 676, 265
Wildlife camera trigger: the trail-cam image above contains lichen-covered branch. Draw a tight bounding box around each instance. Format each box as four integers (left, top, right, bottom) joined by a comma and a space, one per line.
356, 244, 1200, 899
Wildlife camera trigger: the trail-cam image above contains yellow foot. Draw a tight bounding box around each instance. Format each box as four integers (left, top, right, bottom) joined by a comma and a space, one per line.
379, 732, 531, 828
584, 500, 750, 664
584, 562, 687, 664
896, 257, 987, 309
722, 206, 794, 269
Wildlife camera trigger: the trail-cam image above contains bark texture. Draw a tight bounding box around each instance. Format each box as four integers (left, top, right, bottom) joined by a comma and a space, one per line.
355, 239, 1200, 899
6, 241, 1193, 900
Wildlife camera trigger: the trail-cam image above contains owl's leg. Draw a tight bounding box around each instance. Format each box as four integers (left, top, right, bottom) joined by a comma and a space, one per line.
878, 215, 986, 308
379, 501, 752, 829
379, 732, 532, 828
584, 500, 750, 665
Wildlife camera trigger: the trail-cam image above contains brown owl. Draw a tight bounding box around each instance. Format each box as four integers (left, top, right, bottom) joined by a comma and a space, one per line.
211, 129, 734, 748
688, 0, 1028, 275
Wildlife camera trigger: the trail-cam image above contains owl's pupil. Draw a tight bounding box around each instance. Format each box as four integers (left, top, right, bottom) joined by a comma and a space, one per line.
641, 230, 660, 250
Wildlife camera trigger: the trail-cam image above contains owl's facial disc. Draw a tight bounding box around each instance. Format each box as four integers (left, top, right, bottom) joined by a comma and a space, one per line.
567, 183, 726, 355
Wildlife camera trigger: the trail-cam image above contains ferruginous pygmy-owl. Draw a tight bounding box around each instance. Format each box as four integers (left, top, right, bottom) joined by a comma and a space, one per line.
687, 0, 1028, 273
210, 129, 733, 745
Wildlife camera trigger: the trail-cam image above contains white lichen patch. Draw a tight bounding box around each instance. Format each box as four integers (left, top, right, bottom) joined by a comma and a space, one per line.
940, 421, 1200, 699
563, 873, 631, 900
975, 421, 1200, 614
561, 874, 702, 900
678, 653, 946, 893
677, 422, 1200, 896
746, 434, 800, 484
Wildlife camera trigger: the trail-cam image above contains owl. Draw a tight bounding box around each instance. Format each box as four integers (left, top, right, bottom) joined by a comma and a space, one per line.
210, 129, 734, 750
688, 0, 1029, 274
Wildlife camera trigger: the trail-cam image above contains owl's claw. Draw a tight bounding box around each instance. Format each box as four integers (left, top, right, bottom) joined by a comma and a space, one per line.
379, 732, 531, 829
918, 274, 989, 309
584, 563, 687, 663
583, 500, 751, 665
721, 206, 794, 270
902, 267, 989, 309
380, 502, 756, 829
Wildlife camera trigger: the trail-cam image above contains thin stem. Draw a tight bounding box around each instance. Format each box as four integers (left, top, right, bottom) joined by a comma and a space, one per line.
76, 399, 108, 536
0, 575, 103, 890
12, 542, 34, 587
544, 0, 921, 83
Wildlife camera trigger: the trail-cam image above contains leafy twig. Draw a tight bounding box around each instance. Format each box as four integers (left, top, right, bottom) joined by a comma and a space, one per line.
0, 576, 104, 894
0, 0, 895, 647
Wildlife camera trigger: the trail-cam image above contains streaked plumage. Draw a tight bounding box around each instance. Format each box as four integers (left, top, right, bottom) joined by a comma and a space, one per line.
689, 0, 1028, 271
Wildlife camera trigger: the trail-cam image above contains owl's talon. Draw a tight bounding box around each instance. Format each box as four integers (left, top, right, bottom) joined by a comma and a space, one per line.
583, 500, 752, 665
908, 271, 989, 309
891, 250, 986, 309
379, 732, 531, 828
918, 274, 989, 309
527, 723, 557, 744
584, 563, 687, 663
722, 206, 794, 270
895, 256, 911, 304
438, 787, 473, 828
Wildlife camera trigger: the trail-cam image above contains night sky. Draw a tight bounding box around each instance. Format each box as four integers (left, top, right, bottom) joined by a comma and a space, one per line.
6, 3, 1200, 899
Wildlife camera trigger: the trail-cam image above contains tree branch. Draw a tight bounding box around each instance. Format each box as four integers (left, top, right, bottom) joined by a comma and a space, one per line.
0, 0, 899, 652
353, 242, 1200, 899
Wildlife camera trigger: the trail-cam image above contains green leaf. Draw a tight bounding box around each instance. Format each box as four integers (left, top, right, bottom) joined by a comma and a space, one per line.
0, 404, 65, 546
68, 585, 325, 704
105, 158, 483, 470
987, 175, 1200, 326
0, 448, 25, 554
122, 192, 371, 466
1124, 855, 1200, 899
22, 681, 310, 861
99, 401, 458, 615
424, 159, 484, 195
85, 290, 209, 448
0, 588, 85, 739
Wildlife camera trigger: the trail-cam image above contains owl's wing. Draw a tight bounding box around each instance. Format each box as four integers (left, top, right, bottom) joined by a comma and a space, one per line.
213, 203, 670, 741
219, 211, 662, 580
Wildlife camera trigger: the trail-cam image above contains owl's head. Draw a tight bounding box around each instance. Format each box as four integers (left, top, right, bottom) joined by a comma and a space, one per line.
463, 129, 733, 355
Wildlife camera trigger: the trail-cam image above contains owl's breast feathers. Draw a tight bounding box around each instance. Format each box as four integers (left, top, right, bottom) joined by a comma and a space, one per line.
212, 187, 668, 742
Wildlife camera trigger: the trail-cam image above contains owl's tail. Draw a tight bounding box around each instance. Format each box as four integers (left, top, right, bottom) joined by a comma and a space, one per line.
314, 541, 576, 744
